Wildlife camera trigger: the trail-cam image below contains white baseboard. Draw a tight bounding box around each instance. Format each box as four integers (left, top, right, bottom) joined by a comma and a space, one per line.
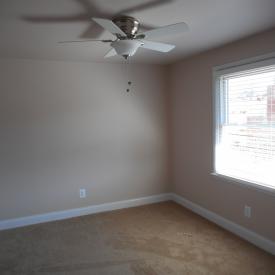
171, 193, 275, 255
0, 193, 172, 231
1, 192, 274, 255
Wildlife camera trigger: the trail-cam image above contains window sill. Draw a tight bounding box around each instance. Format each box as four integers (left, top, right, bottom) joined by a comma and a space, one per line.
211, 172, 275, 197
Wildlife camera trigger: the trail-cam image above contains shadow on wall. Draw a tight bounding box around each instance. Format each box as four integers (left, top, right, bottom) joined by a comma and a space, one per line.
20, 0, 174, 38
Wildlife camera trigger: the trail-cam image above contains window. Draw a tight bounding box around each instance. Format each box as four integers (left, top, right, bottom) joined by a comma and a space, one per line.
214, 55, 275, 191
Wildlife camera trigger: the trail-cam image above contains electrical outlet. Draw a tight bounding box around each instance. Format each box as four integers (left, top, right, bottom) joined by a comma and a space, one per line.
79, 188, 86, 198
244, 205, 251, 218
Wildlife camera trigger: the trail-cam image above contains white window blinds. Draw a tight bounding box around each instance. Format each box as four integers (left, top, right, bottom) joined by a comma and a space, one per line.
215, 63, 275, 190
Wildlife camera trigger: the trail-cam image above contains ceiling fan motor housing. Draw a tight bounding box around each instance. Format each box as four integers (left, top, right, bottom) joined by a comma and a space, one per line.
112, 16, 140, 38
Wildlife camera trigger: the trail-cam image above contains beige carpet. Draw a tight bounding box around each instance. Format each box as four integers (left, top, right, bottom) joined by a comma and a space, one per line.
0, 201, 274, 275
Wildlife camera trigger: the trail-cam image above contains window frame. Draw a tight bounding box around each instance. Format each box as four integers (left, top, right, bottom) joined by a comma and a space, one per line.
212, 52, 275, 195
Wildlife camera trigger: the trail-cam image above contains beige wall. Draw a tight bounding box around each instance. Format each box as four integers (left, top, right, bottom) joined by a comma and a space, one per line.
0, 59, 169, 220
169, 28, 275, 241
1, 27, 275, 243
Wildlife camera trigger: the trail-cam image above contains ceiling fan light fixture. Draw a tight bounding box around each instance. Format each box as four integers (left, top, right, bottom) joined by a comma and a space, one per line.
111, 40, 143, 57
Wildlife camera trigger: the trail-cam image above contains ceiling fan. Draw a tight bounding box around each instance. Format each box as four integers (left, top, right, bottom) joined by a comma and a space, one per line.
59, 16, 189, 59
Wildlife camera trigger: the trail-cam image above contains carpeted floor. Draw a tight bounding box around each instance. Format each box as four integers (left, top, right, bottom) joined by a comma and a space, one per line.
0, 201, 274, 275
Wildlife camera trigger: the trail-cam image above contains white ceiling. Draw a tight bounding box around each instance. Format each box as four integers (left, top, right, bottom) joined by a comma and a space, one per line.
0, 0, 275, 64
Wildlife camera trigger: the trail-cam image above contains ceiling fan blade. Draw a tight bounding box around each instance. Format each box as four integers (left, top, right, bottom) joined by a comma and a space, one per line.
137, 22, 189, 40
139, 22, 156, 32
22, 0, 108, 23
22, 14, 89, 23
79, 23, 104, 39
92, 18, 126, 37
139, 40, 175, 52
119, 0, 174, 15
58, 39, 113, 44
77, 0, 98, 13
104, 48, 117, 58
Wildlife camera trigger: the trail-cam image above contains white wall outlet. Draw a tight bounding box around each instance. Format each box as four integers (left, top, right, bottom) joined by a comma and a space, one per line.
79, 188, 86, 198
244, 205, 251, 218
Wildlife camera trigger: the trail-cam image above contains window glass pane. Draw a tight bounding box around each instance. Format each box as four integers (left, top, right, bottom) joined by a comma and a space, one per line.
215, 65, 275, 189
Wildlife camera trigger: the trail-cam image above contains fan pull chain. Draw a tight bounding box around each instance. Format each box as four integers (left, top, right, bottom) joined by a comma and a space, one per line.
125, 56, 132, 93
